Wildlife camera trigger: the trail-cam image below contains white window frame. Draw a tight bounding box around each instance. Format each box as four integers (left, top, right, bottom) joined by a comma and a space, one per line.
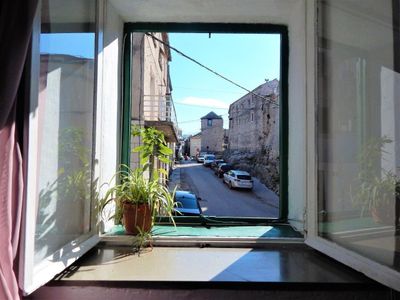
19, 1, 103, 295
304, 0, 400, 292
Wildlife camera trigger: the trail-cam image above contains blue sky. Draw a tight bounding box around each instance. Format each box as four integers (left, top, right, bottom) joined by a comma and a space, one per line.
169, 33, 281, 135
40, 33, 95, 58
40, 32, 280, 136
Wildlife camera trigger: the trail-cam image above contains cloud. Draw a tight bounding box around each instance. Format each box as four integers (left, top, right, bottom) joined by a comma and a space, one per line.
176, 97, 229, 109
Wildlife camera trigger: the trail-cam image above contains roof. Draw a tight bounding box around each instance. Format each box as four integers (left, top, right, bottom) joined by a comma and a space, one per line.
190, 132, 201, 139
200, 111, 222, 120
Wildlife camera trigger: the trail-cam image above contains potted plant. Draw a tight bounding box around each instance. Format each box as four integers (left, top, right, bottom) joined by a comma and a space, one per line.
351, 136, 400, 225
100, 167, 176, 235
99, 126, 176, 235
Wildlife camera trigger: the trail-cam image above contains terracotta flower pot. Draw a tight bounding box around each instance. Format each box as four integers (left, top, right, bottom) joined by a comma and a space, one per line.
371, 205, 396, 226
122, 202, 152, 235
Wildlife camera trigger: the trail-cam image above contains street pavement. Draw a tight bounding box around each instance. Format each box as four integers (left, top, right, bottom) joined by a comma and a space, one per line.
169, 160, 279, 218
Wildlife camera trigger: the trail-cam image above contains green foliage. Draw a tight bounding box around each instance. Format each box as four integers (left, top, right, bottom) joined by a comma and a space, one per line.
351, 136, 399, 216
133, 227, 153, 255
131, 126, 173, 180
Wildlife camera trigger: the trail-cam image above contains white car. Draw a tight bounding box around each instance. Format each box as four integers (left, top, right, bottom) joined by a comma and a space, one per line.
203, 154, 216, 167
197, 155, 205, 163
223, 170, 253, 190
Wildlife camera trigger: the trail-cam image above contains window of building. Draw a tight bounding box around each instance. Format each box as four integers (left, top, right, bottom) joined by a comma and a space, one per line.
207, 119, 212, 126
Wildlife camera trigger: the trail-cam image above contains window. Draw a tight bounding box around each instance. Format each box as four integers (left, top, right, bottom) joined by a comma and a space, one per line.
306, 0, 400, 291
120, 25, 287, 224
20, 0, 99, 294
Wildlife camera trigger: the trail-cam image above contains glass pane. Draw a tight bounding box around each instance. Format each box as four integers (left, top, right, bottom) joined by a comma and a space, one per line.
317, 0, 400, 271
35, 0, 96, 264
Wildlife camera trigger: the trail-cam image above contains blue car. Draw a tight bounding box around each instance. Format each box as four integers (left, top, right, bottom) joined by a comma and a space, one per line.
174, 191, 202, 216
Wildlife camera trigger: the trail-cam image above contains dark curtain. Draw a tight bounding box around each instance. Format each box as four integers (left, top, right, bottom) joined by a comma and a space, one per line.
0, 1, 38, 299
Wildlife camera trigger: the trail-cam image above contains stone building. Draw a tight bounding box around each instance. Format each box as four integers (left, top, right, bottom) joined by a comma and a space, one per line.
188, 132, 201, 157
131, 32, 178, 178
227, 79, 280, 193
200, 111, 224, 154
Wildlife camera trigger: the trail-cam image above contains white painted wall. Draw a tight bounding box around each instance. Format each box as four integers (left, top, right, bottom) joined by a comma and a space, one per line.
97, 0, 125, 232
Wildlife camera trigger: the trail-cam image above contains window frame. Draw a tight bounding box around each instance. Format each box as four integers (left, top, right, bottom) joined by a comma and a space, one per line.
121, 22, 289, 222
19, 0, 101, 295
304, 0, 400, 292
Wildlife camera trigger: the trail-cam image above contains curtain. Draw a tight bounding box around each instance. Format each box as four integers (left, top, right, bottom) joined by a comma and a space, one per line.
0, 1, 38, 299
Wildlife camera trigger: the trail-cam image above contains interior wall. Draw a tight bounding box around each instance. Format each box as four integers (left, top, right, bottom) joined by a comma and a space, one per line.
97, 0, 125, 232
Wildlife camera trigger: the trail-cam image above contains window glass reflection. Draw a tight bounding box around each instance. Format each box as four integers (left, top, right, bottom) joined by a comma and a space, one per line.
317, 0, 400, 271
34, 0, 95, 264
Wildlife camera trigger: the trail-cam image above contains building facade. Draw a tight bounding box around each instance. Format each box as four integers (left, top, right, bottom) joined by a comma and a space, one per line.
131, 32, 178, 176
227, 80, 280, 193
228, 79, 279, 154
189, 132, 201, 157
200, 111, 224, 153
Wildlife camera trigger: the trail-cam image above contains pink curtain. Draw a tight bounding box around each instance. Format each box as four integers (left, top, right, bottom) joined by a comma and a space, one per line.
0, 1, 38, 299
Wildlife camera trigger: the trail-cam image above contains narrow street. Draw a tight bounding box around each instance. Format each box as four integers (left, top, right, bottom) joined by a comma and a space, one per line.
170, 161, 279, 218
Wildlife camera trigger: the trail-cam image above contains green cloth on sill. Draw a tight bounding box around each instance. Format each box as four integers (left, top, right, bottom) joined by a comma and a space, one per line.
106, 224, 303, 238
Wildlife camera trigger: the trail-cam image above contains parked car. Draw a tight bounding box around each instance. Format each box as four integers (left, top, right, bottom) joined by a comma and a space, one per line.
197, 155, 205, 163
210, 159, 225, 170
223, 170, 253, 190
215, 163, 233, 178
203, 154, 216, 167
174, 191, 202, 216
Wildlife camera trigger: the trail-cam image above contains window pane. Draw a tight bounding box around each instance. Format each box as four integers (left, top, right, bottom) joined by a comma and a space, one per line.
35, 0, 95, 264
317, 0, 400, 271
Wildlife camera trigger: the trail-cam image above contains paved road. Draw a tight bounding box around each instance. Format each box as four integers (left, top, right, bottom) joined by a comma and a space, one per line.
171, 161, 279, 218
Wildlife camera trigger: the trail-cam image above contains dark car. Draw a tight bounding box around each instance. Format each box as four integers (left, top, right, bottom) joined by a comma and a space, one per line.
174, 191, 202, 216
215, 163, 233, 178
210, 159, 225, 170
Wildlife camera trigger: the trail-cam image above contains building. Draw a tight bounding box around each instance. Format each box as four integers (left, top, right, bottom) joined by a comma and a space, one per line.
2, 0, 400, 298
227, 80, 280, 192
228, 79, 279, 153
188, 132, 201, 157
200, 111, 224, 153
131, 32, 178, 176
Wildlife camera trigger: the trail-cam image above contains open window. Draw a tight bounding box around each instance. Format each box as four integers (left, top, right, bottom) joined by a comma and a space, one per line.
113, 24, 289, 233
306, 0, 400, 291
19, 0, 400, 296
19, 0, 100, 294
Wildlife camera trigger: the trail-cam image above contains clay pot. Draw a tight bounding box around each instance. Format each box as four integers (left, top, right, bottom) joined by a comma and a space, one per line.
122, 202, 152, 235
371, 205, 395, 226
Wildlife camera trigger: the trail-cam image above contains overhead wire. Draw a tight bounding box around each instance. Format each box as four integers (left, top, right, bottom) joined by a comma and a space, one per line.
145, 32, 279, 108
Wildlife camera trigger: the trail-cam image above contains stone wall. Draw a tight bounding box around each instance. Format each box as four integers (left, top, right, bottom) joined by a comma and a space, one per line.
226, 80, 280, 194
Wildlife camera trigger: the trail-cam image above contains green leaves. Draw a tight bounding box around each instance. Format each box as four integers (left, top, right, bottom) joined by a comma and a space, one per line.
131, 126, 172, 180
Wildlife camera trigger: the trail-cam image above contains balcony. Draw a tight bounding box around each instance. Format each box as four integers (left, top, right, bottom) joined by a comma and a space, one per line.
143, 94, 179, 143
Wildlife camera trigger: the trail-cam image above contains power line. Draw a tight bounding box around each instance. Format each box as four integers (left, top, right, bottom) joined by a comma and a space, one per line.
145, 33, 279, 108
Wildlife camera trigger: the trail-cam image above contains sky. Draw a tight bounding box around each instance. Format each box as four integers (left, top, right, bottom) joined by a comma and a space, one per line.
168, 33, 281, 136
39, 32, 281, 136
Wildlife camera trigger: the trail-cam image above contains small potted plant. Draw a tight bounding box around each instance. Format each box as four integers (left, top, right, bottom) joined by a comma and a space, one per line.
100, 167, 176, 234
99, 126, 176, 235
